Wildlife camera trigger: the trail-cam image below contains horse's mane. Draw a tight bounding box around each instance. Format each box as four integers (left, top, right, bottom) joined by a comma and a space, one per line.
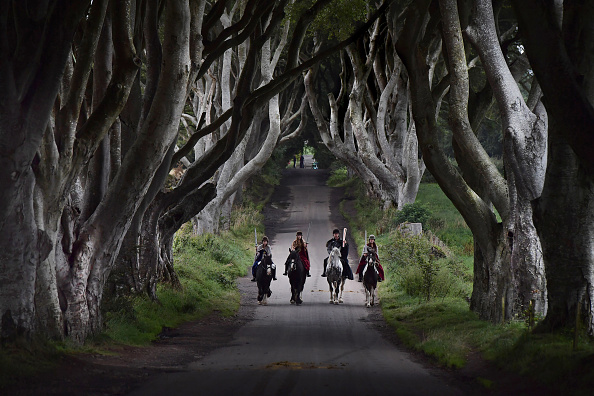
329, 246, 342, 267
286, 249, 302, 266
330, 246, 341, 257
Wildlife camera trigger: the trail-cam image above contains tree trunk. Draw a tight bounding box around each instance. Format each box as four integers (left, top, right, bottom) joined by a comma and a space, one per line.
62, 0, 191, 342
0, 1, 90, 341
465, 0, 548, 316
470, 231, 513, 322
397, 0, 514, 322
513, 0, 594, 333
534, 127, 594, 333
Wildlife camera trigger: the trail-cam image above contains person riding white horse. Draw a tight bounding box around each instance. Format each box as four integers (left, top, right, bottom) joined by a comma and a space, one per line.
321, 228, 353, 280
327, 246, 346, 304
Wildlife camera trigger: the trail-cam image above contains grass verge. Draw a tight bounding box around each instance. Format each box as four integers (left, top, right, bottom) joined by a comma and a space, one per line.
101, 221, 256, 346
330, 165, 594, 394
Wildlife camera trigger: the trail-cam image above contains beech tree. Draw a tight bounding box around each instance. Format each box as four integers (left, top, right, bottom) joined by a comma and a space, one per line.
387, 0, 548, 322
307, 3, 426, 208
513, 0, 594, 332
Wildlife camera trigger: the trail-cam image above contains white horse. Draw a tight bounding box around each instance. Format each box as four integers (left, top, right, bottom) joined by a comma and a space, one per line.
327, 247, 346, 304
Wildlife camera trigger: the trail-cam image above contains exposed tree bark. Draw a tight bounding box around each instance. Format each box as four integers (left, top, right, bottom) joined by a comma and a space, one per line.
512, 0, 594, 177
0, 0, 95, 340
514, 0, 594, 332
396, 0, 511, 322
305, 65, 385, 199
466, 0, 548, 316
346, 36, 405, 206
61, 0, 189, 342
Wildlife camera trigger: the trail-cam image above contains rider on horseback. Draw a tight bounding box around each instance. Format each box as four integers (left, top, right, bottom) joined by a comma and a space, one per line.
285, 231, 311, 277
322, 228, 354, 280
356, 235, 385, 282
251, 236, 276, 282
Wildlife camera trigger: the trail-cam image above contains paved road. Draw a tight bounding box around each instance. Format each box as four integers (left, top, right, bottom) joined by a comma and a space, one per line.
128, 160, 462, 396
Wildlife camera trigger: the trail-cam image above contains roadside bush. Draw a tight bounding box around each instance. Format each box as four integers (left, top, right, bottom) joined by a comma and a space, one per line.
383, 232, 471, 302
394, 203, 431, 227
326, 164, 349, 186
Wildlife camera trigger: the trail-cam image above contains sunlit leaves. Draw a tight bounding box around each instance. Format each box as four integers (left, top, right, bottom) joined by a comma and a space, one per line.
286, 0, 371, 41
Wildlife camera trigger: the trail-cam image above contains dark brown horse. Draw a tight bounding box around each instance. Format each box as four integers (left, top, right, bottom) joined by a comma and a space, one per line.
256, 254, 273, 305
285, 249, 305, 305
362, 251, 378, 307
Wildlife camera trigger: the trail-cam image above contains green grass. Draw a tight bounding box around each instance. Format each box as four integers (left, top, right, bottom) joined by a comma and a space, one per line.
415, 183, 474, 255
331, 167, 594, 394
103, 229, 252, 346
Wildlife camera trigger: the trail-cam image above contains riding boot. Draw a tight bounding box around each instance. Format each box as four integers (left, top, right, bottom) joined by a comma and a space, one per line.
251, 277, 256, 282
306, 270, 311, 277
321, 261, 327, 277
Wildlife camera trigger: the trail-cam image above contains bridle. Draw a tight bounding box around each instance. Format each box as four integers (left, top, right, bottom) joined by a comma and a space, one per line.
288, 251, 300, 272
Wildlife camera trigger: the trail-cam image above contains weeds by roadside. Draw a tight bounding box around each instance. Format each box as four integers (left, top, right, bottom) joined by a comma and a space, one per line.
103, 221, 255, 347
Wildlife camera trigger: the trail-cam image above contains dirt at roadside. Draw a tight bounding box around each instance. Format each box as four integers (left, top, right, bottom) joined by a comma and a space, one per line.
4, 276, 257, 396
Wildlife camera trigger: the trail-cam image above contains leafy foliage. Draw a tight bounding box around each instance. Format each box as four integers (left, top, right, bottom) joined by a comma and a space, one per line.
382, 232, 472, 302
394, 203, 431, 227
286, 0, 370, 41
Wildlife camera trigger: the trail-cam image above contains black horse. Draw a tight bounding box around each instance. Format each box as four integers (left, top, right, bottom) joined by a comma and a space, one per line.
362, 251, 378, 307
256, 254, 274, 305
285, 249, 306, 305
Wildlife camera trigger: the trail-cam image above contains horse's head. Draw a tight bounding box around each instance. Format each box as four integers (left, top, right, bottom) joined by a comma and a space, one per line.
261, 254, 273, 276
329, 246, 342, 268
366, 251, 376, 267
286, 249, 301, 271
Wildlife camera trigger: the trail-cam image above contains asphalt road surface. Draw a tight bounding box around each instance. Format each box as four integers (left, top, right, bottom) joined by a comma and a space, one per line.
128, 157, 463, 396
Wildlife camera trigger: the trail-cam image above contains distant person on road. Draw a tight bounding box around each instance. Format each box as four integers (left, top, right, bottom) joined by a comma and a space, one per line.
293, 155, 296, 168
299, 154, 304, 168
356, 234, 384, 282
286, 231, 311, 277
252, 236, 276, 282
322, 228, 353, 280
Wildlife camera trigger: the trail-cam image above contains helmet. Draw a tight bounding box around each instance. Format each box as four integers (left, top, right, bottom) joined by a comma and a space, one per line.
333, 228, 340, 234
296, 231, 303, 236
369, 234, 375, 240
262, 236, 269, 242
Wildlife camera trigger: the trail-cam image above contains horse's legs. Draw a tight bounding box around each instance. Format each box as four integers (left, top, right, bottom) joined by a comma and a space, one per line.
257, 285, 263, 303
328, 282, 334, 303
338, 278, 345, 303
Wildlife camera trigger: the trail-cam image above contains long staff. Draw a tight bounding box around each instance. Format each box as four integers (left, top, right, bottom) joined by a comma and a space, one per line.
254, 228, 258, 249
305, 222, 311, 245
343, 228, 347, 247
